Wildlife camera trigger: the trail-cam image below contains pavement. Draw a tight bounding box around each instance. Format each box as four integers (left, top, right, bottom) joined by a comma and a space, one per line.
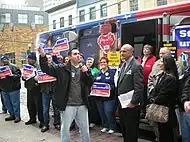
0, 82, 152, 142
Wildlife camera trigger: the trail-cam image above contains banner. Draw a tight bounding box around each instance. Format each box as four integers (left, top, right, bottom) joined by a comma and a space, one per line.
37, 70, 56, 83
53, 38, 69, 52
22, 64, 35, 80
90, 82, 110, 97
0, 66, 12, 79
107, 51, 120, 66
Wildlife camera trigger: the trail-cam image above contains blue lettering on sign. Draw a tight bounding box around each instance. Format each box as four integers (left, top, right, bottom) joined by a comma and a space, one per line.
175, 26, 190, 48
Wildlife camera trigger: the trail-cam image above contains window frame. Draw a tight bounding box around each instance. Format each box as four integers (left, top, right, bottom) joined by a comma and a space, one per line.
100, 3, 107, 17
89, 7, 96, 20
130, 0, 138, 12
18, 14, 28, 24
79, 10, 85, 22
60, 17, 64, 27
35, 15, 44, 25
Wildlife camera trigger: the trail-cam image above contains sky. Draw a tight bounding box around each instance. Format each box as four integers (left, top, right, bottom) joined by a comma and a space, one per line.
0, 0, 25, 4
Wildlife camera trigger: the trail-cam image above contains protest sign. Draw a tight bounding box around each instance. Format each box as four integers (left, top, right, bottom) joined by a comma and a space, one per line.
90, 82, 110, 97
37, 70, 56, 83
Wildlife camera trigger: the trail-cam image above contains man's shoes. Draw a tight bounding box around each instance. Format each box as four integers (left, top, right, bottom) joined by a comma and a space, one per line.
14, 117, 21, 123
39, 123, 43, 128
101, 128, 108, 133
41, 126, 49, 132
25, 120, 36, 125
5, 115, 15, 121
89, 123, 95, 128
107, 129, 114, 134
54, 124, 61, 130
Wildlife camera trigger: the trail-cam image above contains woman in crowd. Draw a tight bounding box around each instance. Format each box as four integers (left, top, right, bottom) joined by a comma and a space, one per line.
141, 44, 156, 117
94, 57, 116, 134
148, 54, 179, 142
86, 57, 100, 128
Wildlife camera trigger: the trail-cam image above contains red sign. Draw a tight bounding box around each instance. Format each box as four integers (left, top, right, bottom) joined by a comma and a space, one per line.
37, 70, 56, 83
97, 32, 115, 54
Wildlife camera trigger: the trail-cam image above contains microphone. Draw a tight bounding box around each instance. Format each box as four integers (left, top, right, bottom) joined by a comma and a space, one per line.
79, 62, 83, 68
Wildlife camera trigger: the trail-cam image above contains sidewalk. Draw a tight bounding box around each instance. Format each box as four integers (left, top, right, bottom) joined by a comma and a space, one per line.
0, 113, 59, 142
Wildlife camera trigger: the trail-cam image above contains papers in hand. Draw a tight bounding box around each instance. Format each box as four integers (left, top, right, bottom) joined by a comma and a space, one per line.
118, 90, 134, 109
0, 66, 12, 79
22, 64, 36, 80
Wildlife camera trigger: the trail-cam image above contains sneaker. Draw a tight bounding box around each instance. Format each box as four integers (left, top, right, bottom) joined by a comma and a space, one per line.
5, 115, 15, 121
39, 123, 43, 128
89, 123, 95, 128
101, 128, 108, 133
108, 129, 114, 134
41, 126, 49, 132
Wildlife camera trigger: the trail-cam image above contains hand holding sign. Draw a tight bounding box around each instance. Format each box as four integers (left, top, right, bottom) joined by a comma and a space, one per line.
38, 47, 46, 57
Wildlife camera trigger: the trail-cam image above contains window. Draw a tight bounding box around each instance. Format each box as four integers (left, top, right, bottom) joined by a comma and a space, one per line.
35, 15, 44, 24
100, 4, 107, 17
53, 20, 56, 29
89, 7, 96, 20
157, 0, 167, 6
79, 10, 85, 22
68, 15, 72, 25
118, 3, 121, 14
18, 14, 28, 24
0, 13, 11, 23
60, 17, 64, 27
130, 0, 138, 11
21, 52, 27, 65
6, 52, 16, 64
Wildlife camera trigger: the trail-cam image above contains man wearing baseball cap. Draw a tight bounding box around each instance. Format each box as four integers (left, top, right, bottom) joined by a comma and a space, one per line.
0, 54, 21, 123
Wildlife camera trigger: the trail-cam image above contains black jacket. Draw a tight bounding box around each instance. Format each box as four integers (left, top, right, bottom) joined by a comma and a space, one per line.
181, 75, 190, 106
149, 72, 178, 126
40, 55, 94, 111
0, 63, 21, 92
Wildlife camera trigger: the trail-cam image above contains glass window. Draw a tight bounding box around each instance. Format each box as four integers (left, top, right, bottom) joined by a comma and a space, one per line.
100, 4, 107, 17
35, 15, 44, 24
68, 15, 72, 25
89, 7, 96, 20
157, 0, 167, 6
79, 10, 85, 22
53, 20, 56, 29
0, 13, 11, 23
130, 0, 138, 11
18, 14, 28, 24
118, 3, 121, 14
60, 17, 64, 27
21, 52, 27, 65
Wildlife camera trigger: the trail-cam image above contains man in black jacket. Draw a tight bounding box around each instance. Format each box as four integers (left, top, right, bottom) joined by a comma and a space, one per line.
39, 47, 93, 142
0, 55, 21, 123
181, 52, 190, 142
23, 52, 43, 128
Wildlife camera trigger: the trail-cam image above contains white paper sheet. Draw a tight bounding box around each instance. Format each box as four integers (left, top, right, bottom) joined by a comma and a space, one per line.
118, 90, 134, 109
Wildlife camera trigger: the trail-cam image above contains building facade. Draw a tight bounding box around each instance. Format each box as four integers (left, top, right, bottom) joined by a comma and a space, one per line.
0, 6, 48, 67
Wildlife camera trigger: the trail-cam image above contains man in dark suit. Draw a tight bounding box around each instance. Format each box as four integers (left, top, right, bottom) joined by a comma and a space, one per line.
117, 44, 144, 142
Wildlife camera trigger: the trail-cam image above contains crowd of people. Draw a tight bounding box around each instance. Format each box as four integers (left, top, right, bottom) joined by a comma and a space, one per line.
1, 43, 190, 142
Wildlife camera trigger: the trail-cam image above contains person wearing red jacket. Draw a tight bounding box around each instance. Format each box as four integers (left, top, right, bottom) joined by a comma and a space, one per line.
141, 44, 156, 118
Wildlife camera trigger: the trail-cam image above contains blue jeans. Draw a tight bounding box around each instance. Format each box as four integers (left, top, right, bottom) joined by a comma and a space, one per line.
2, 90, 20, 117
42, 92, 60, 126
182, 113, 190, 142
96, 100, 116, 130
1, 91, 7, 112
60, 105, 90, 142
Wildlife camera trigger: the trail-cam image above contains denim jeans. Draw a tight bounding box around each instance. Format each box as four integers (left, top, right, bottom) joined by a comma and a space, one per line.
96, 99, 116, 130
2, 90, 20, 117
1, 91, 7, 112
42, 92, 60, 126
60, 105, 90, 142
182, 113, 190, 142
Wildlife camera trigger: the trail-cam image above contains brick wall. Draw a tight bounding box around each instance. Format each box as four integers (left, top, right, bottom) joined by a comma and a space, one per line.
0, 24, 48, 68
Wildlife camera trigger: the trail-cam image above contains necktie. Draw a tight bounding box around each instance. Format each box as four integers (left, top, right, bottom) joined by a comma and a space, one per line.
120, 62, 127, 77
